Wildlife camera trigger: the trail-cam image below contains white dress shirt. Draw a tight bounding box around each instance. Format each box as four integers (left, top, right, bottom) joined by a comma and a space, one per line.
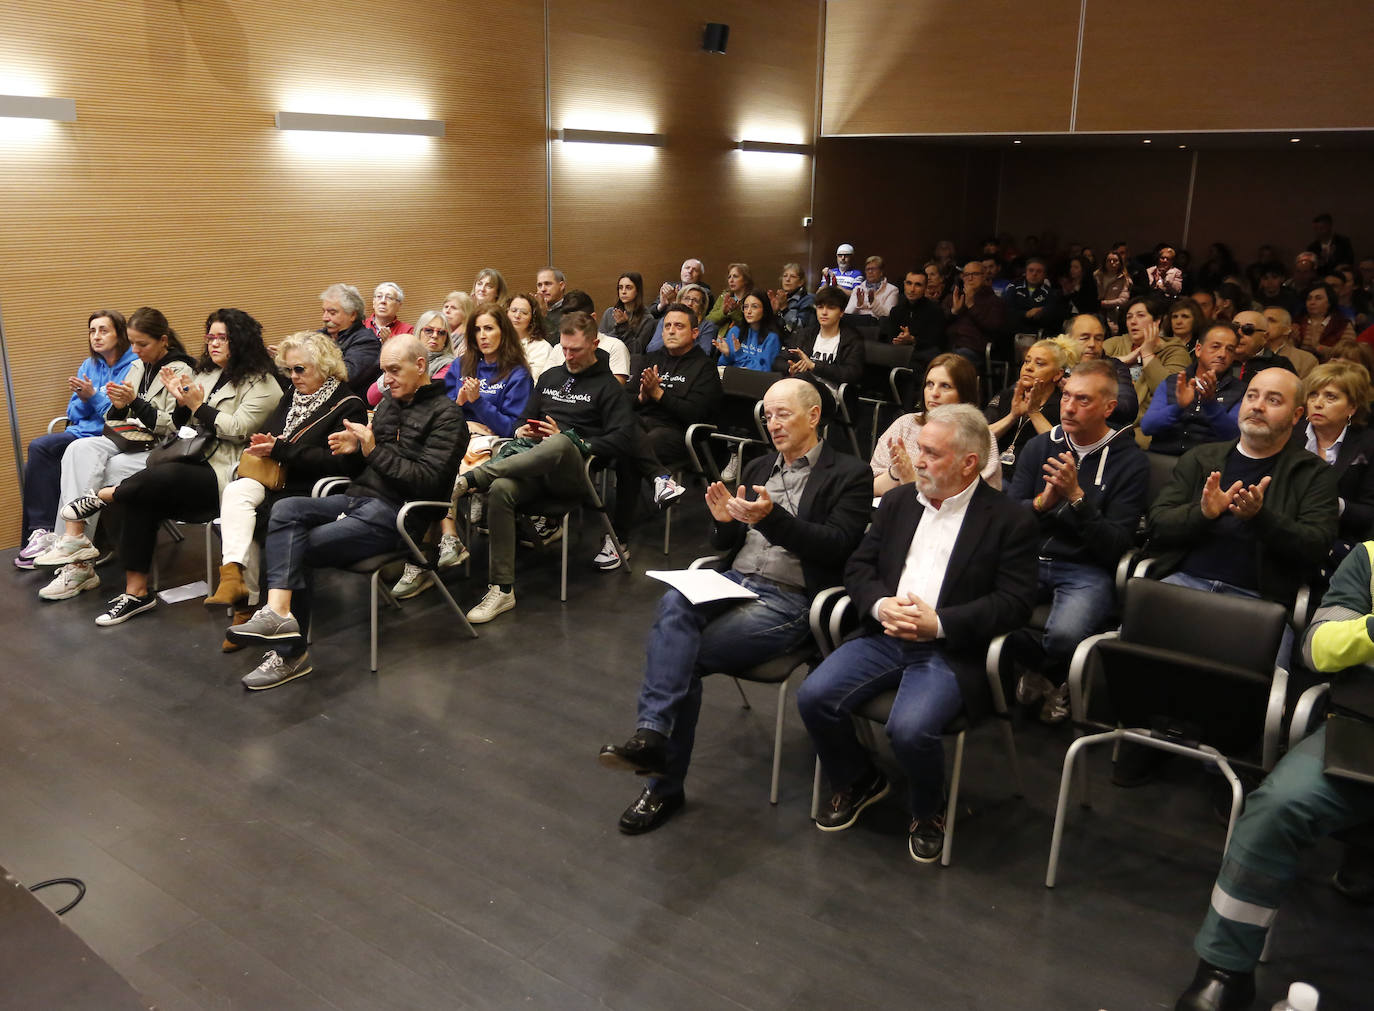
872, 477, 980, 638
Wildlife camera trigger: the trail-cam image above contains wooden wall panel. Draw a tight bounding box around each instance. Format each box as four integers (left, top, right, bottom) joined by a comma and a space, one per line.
1077, 1, 1374, 133
811, 139, 999, 273
0, 0, 547, 548
821, 0, 1080, 137
548, 2, 822, 311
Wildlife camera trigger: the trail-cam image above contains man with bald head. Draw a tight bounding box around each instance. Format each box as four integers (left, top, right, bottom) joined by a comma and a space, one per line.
1229, 309, 1296, 384
1262, 306, 1318, 379
1065, 314, 1137, 426
598, 378, 871, 835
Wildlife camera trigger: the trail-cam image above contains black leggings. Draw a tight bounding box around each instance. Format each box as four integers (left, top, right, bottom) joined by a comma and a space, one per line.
112, 460, 219, 573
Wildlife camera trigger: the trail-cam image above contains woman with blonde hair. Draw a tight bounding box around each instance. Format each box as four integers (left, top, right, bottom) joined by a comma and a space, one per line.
985, 336, 1081, 482
204, 330, 368, 644
1301, 359, 1374, 553
442, 291, 475, 357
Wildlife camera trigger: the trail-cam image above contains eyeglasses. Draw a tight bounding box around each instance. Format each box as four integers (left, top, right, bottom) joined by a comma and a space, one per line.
1231, 323, 1269, 337
205, 334, 229, 344
280, 364, 309, 376
419, 326, 446, 337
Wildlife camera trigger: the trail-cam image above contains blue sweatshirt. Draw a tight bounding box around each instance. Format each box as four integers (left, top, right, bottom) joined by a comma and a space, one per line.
446, 358, 533, 438
66, 348, 139, 436
718, 324, 781, 372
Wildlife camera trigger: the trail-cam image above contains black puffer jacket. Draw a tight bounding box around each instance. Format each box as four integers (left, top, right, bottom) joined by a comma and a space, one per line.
350, 382, 467, 506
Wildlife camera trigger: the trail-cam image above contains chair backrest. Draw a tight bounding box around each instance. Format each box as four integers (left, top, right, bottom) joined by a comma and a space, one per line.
1143, 451, 1180, 506
720, 366, 780, 401
1119, 577, 1287, 675
859, 341, 912, 398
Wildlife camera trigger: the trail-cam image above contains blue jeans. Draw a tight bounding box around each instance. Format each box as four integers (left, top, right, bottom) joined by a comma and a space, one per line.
264, 494, 400, 650
1162, 572, 1294, 674
636, 570, 811, 795
1195, 725, 1374, 970
1011, 558, 1117, 681
22, 430, 78, 538
797, 634, 965, 819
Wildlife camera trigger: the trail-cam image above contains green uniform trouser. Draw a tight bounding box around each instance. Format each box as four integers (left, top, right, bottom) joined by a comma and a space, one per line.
1195, 725, 1374, 970
469, 435, 588, 587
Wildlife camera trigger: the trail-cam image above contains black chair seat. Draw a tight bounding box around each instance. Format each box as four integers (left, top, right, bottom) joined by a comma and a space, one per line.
736, 646, 815, 685
341, 550, 407, 575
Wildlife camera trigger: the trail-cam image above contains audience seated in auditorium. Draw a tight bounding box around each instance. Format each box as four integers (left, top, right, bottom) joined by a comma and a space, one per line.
441, 291, 474, 358
471, 267, 507, 306
1063, 314, 1138, 426
367, 309, 455, 407
1301, 361, 1374, 555
1146, 244, 1184, 297
319, 283, 381, 396
646, 284, 716, 355
1059, 254, 1099, 317
778, 284, 865, 388
798, 403, 1037, 863
872, 353, 1000, 496
507, 293, 557, 380
986, 337, 1079, 482
651, 258, 711, 319
769, 262, 817, 336
1308, 211, 1356, 274
1140, 323, 1243, 456
363, 282, 413, 340
923, 261, 947, 305
204, 331, 368, 647
600, 302, 718, 572
561, 290, 629, 382
705, 262, 753, 330
1190, 288, 1218, 322
1297, 281, 1357, 359
1287, 251, 1320, 298
1094, 250, 1133, 331
945, 259, 1006, 367
981, 253, 1010, 297
1213, 281, 1249, 324
598, 378, 871, 835
1230, 310, 1296, 383
227, 334, 465, 689
880, 269, 947, 375
1169, 297, 1209, 353
63, 309, 283, 627
18, 309, 137, 571
1003, 257, 1064, 337
714, 288, 786, 373
1103, 295, 1190, 439
28, 310, 191, 601
599, 272, 656, 353
1254, 263, 1302, 317
1174, 547, 1374, 1011
448, 311, 635, 624
1262, 306, 1317, 378
535, 267, 567, 335
845, 255, 899, 319
821, 243, 863, 293
1007, 360, 1148, 722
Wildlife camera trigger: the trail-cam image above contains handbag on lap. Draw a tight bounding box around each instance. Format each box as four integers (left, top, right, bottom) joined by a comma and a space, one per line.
146, 426, 218, 467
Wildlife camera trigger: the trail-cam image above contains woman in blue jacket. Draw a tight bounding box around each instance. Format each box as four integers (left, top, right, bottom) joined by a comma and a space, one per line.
17, 309, 137, 564
712, 289, 785, 372
447, 304, 533, 439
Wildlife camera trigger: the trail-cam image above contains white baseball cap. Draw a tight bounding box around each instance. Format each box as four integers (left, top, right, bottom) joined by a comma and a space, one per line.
836, 243, 855, 255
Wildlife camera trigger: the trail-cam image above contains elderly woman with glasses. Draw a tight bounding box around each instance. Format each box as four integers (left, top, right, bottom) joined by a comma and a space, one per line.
205, 331, 368, 645
367, 309, 455, 406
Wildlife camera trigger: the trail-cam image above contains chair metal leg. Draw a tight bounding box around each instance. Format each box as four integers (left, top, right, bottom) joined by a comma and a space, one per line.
769, 680, 788, 805
731, 677, 751, 709
941, 730, 966, 867
369, 569, 380, 672
428, 570, 478, 639
559, 515, 570, 602
811, 757, 823, 820
203, 522, 214, 587
997, 719, 1025, 797
1047, 730, 1109, 887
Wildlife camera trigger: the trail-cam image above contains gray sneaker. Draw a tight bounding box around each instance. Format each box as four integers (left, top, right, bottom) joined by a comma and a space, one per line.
39, 562, 100, 601
242, 650, 313, 690
467, 584, 515, 624
437, 533, 469, 569
225, 605, 302, 646
391, 563, 433, 599
34, 534, 100, 567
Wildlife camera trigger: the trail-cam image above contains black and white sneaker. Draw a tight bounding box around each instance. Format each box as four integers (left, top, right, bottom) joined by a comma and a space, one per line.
95, 591, 156, 627
652, 475, 687, 509
60, 490, 107, 522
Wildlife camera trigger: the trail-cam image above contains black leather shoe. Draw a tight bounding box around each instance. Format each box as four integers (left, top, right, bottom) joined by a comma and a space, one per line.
908, 816, 946, 863
618, 784, 685, 835
598, 729, 668, 776
815, 769, 889, 832
1174, 959, 1256, 1011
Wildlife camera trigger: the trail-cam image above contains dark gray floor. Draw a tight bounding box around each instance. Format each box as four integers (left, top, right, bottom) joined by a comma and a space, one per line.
1, 501, 1367, 1010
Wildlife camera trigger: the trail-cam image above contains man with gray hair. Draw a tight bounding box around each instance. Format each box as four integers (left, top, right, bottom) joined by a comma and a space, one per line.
798, 402, 1037, 863
319, 282, 381, 396
652, 258, 713, 318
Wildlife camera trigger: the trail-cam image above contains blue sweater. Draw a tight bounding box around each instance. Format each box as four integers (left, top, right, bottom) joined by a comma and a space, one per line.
446, 358, 533, 438
717, 325, 781, 372
66, 348, 139, 436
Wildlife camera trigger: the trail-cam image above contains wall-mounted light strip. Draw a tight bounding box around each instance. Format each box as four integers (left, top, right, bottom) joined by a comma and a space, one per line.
0, 95, 76, 121
558, 128, 665, 147
274, 111, 444, 137
737, 139, 811, 155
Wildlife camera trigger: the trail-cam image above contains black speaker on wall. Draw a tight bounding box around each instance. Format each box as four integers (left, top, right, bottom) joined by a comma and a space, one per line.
702, 23, 729, 54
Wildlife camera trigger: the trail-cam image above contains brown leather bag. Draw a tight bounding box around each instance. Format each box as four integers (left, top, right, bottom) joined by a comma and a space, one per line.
237, 450, 286, 490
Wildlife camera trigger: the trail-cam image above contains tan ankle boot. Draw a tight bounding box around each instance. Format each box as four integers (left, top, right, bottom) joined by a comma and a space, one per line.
205, 562, 247, 608
222, 607, 254, 653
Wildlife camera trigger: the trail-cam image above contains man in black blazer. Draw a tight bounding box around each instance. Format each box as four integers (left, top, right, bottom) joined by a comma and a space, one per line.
798, 403, 1038, 862
598, 378, 872, 835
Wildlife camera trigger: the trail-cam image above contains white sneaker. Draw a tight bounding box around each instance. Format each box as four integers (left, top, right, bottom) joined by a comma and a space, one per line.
391, 563, 433, 599
16, 528, 57, 569
593, 534, 625, 571
437, 533, 469, 569
653, 475, 687, 509
35, 534, 100, 566
38, 562, 100, 601
467, 584, 515, 623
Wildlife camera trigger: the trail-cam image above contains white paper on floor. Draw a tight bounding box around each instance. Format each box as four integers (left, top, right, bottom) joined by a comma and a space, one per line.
158, 580, 209, 604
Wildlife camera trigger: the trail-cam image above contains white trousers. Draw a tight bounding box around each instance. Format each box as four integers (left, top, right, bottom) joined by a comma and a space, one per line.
57, 436, 152, 536
219, 477, 266, 602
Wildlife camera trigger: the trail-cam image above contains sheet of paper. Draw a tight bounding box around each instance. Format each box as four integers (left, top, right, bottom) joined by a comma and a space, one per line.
646, 569, 759, 605
158, 580, 209, 604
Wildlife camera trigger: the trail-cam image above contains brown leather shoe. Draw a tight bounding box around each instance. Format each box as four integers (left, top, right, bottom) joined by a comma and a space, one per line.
222, 607, 254, 652
206, 562, 248, 608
